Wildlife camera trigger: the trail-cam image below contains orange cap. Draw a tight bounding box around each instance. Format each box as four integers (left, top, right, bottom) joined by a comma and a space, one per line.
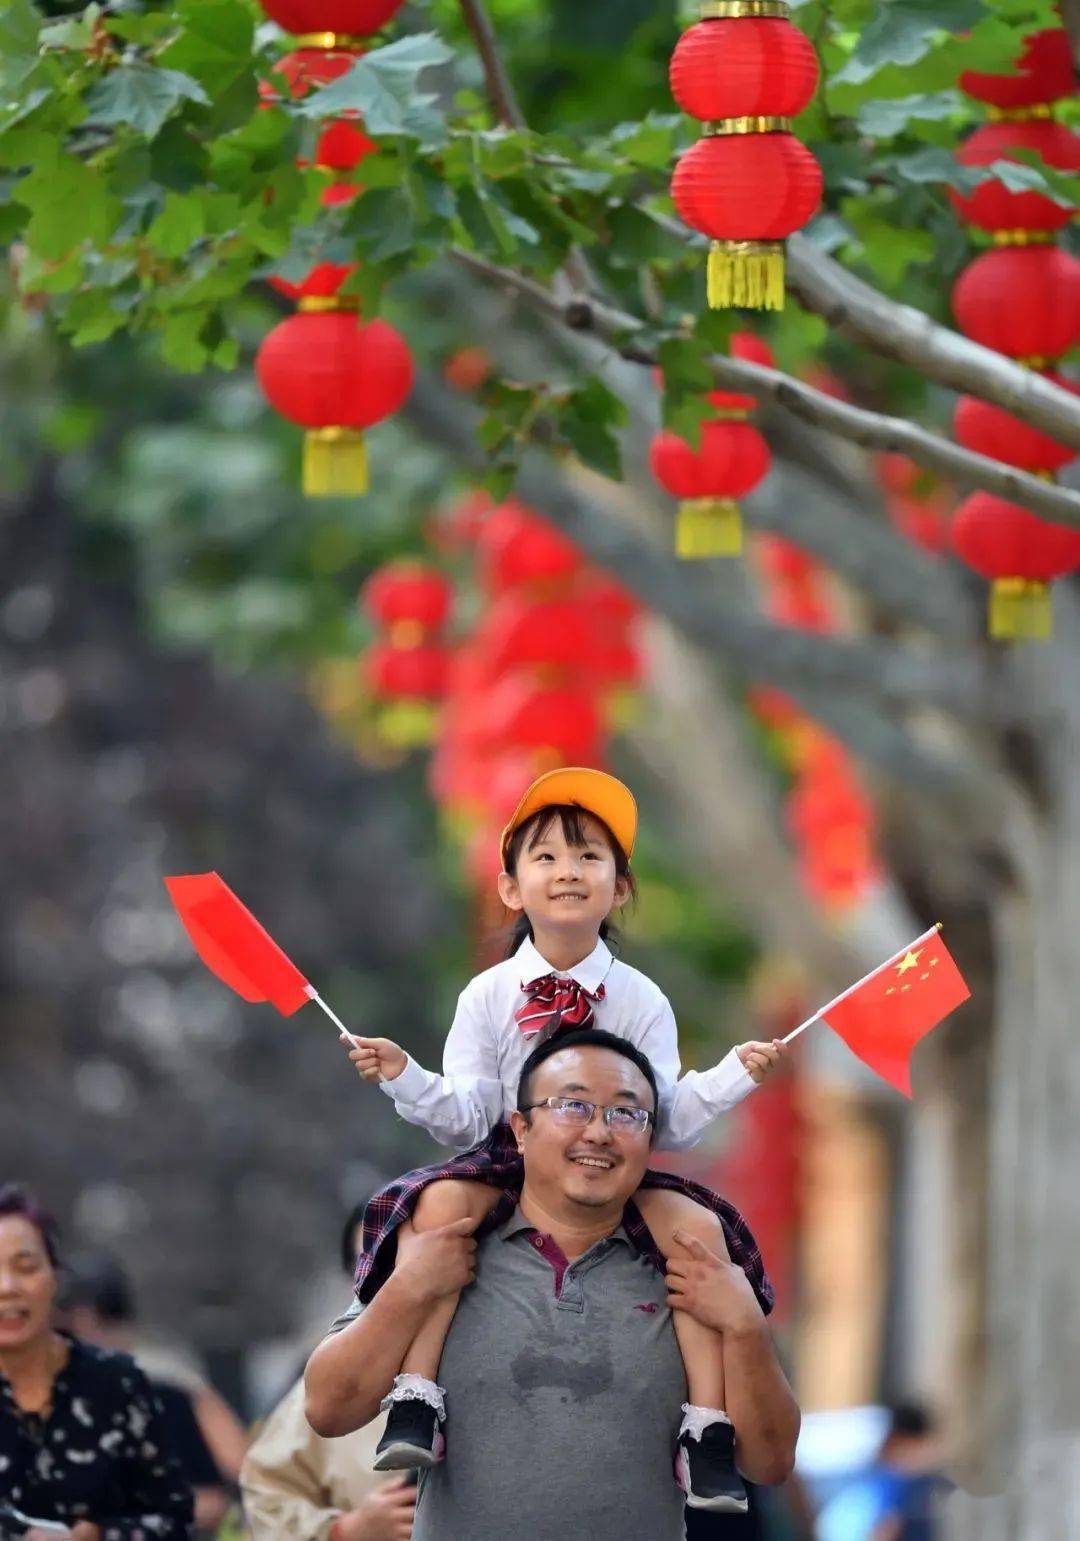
499, 767, 638, 867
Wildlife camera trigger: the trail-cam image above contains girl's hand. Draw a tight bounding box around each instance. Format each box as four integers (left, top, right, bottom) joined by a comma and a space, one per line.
342, 1035, 408, 1082
735, 1038, 786, 1084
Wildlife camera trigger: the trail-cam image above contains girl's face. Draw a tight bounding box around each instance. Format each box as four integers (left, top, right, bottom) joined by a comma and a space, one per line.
498, 810, 630, 939
0, 1215, 57, 1351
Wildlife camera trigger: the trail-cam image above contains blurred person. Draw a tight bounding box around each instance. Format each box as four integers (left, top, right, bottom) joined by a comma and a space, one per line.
58, 1256, 230, 1538
816, 1403, 947, 1541
0, 1183, 193, 1540
240, 1203, 414, 1541
343, 768, 785, 1513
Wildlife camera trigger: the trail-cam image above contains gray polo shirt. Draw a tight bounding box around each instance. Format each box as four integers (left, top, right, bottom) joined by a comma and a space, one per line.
332, 1206, 688, 1540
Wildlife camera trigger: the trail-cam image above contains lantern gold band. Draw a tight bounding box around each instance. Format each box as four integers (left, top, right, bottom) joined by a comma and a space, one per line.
292, 32, 367, 49
708, 407, 751, 420
706, 116, 792, 136
1017, 354, 1051, 369
991, 229, 1056, 247
986, 103, 1054, 122
699, 0, 789, 17
298, 295, 360, 313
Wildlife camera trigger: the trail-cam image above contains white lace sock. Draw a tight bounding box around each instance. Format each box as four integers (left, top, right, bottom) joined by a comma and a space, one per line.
679, 1403, 733, 1441
380, 1373, 447, 1423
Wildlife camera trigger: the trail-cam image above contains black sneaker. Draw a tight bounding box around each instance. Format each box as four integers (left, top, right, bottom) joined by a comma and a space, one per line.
675, 1421, 749, 1513
374, 1396, 445, 1471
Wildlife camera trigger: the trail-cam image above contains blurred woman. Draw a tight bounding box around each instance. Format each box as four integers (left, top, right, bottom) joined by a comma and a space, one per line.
0, 1184, 193, 1540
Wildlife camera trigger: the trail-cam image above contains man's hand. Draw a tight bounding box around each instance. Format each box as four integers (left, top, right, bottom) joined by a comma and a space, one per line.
735, 1038, 786, 1085
665, 1231, 764, 1337
394, 1216, 479, 1307
343, 1035, 408, 1083
334, 1477, 416, 1541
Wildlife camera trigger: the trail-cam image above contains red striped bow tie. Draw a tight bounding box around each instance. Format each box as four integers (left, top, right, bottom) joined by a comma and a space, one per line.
515, 974, 605, 1043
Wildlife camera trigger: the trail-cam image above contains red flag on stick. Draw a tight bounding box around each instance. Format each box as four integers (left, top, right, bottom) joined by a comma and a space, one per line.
165, 873, 313, 1015
785, 925, 970, 1096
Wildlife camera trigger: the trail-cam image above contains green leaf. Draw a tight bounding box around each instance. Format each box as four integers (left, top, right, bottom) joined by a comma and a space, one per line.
157, 0, 255, 97
85, 63, 210, 140
294, 33, 452, 145
0, 0, 42, 90
855, 90, 965, 138
889, 146, 979, 193
16, 150, 123, 260
146, 192, 207, 258
833, 0, 987, 85
608, 114, 682, 172
40, 5, 103, 51
559, 377, 627, 480
344, 186, 416, 262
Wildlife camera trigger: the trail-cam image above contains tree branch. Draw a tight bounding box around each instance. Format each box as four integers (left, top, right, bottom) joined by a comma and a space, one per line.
784, 232, 1080, 453
456, 0, 527, 129
1057, 0, 1080, 70
451, 249, 1080, 528
406, 371, 1014, 730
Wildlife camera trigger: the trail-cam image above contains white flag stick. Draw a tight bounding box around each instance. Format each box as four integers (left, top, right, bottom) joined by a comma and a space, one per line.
781, 923, 942, 1046
305, 985, 361, 1046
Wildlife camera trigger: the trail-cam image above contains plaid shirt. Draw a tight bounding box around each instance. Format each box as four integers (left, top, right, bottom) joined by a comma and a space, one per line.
355, 1121, 773, 1316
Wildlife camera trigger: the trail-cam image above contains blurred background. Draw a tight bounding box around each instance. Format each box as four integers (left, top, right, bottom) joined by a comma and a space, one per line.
4, 0, 1080, 1537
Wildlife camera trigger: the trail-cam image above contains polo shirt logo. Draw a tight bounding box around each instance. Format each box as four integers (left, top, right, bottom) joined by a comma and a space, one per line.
634, 1302, 659, 1314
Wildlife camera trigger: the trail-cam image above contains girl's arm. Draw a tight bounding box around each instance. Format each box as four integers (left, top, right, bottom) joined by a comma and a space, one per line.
376, 983, 505, 1148
636, 996, 755, 1152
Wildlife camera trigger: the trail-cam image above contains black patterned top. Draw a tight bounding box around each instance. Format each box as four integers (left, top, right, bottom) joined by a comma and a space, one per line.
0, 1336, 193, 1540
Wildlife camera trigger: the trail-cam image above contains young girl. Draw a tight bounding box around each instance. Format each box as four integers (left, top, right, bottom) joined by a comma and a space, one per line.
345, 767, 784, 1513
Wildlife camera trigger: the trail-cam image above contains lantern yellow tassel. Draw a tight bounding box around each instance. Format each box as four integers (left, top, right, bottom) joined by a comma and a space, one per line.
988, 578, 1052, 641
303, 428, 368, 497
377, 699, 440, 749
707, 241, 785, 311
676, 498, 743, 559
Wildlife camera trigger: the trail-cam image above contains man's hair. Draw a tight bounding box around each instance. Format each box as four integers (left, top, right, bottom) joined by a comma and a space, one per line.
59, 1252, 136, 1323
0, 1183, 61, 1269
516, 1027, 659, 1132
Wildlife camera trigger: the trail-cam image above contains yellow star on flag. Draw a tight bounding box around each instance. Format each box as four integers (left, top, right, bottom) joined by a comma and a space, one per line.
895, 948, 923, 976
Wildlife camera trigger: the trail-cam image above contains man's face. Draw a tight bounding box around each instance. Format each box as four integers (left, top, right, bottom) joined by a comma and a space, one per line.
511, 1045, 655, 1212
498, 811, 629, 940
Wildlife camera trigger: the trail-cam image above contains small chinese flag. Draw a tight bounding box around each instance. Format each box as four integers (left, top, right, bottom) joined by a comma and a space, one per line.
164, 873, 312, 1017
822, 927, 970, 1096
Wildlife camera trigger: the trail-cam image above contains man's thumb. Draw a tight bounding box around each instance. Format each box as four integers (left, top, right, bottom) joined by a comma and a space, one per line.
445, 1214, 481, 1234
672, 1228, 708, 1257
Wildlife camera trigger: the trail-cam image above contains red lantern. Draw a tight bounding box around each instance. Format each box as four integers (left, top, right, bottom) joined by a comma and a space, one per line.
466, 674, 604, 764
365, 640, 450, 699
952, 121, 1080, 235
255, 313, 413, 495
269, 260, 357, 303
952, 245, 1080, 360
669, 18, 819, 120
889, 496, 951, 555
954, 373, 1079, 473
668, 8, 821, 310
650, 418, 771, 557
672, 134, 822, 310
476, 501, 583, 593
361, 561, 453, 634
444, 347, 492, 393
960, 28, 1076, 109
268, 44, 362, 95
474, 596, 596, 678
259, 0, 406, 39
950, 491, 1080, 639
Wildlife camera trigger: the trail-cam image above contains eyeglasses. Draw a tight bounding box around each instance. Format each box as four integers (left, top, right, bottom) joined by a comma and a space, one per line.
520, 1096, 654, 1136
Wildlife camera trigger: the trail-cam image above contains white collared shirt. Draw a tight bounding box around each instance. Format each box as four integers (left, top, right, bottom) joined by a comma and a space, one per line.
379, 936, 755, 1152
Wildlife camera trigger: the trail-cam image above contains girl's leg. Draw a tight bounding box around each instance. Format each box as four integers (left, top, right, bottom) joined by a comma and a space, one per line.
374, 1178, 501, 1470
635, 1187, 748, 1514
399, 1178, 501, 1378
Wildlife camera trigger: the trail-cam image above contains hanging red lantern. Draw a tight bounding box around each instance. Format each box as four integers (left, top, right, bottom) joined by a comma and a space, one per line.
951, 245, 1080, 359
268, 43, 361, 96
950, 491, 1080, 639
889, 496, 951, 555
466, 674, 604, 764
959, 28, 1076, 109
668, 7, 821, 310
365, 640, 450, 699
255, 313, 413, 495
951, 120, 1080, 235
473, 596, 598, 679
361, 561, 454, 634
259, 0, 406, 39
670, 16, 819, 120
954, 373, 1079, 473
650, 418, 771, 557
476, 501, 583, 593
444, 347, 492, 393
672, 134, 822, 310
269, 260, 357, 303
